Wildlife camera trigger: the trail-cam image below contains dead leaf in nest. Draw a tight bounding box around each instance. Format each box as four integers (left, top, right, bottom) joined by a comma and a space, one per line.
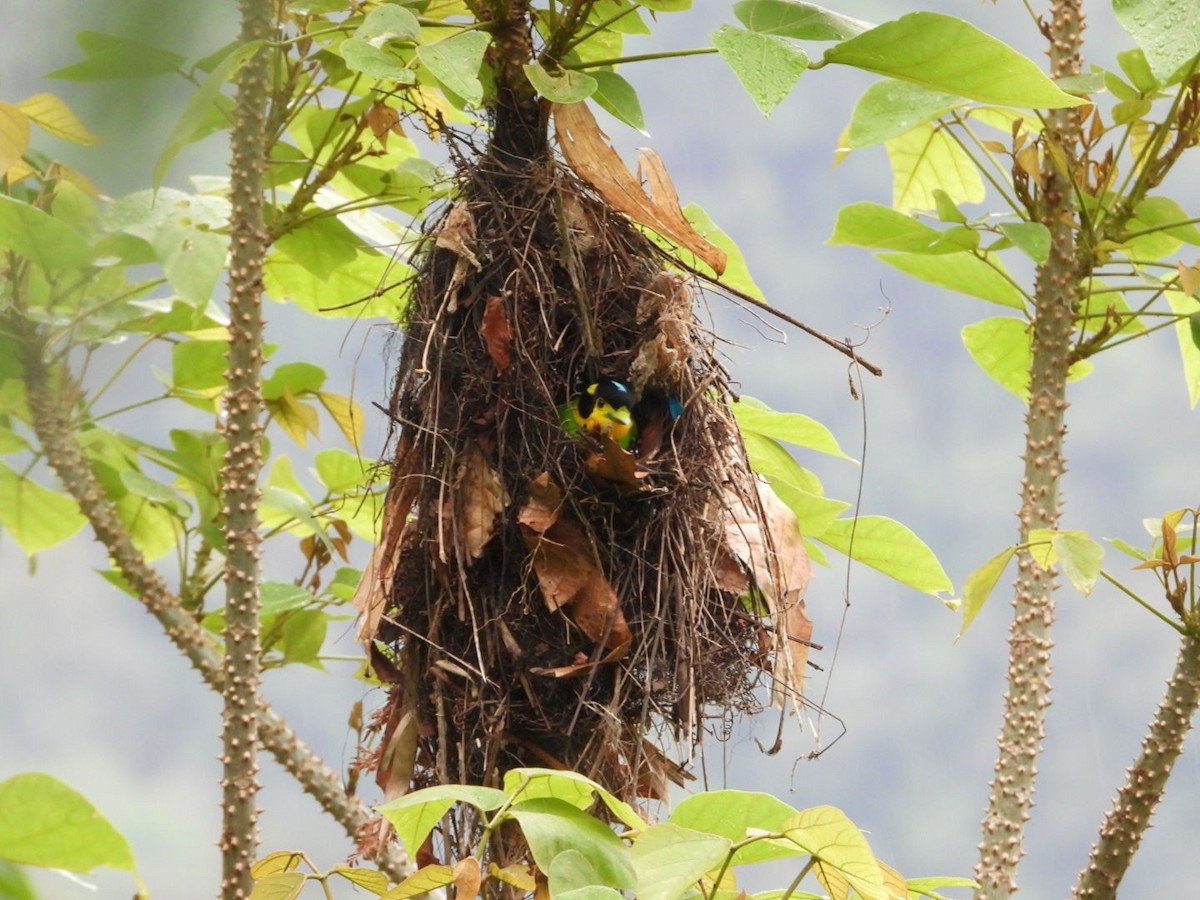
436, 202, 480, 309
529, 640, 629, 678
375, 678, 420, 802
517, 472, 563, 534
447, 444, 509, 560
519, 491, 631, 649
720, 478, 813, 706
353, 448, 419, 645
584, 438, 651, 489
635, 740, 695, 800
365, 101, 403, 147
482, 295, 514, 375
554, 102, 727, 275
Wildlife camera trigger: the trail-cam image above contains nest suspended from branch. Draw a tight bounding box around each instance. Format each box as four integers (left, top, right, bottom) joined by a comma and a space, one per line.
354, 102, 812, 844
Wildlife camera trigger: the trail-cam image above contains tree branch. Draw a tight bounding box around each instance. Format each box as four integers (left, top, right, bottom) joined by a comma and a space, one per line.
14, 325, 411, 884
1073, 635, 1200, 898
220, 0, 275, 893
975, 1, 1086, 896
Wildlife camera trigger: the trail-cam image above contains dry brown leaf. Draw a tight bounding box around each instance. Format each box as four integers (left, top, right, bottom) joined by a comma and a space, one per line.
1177, 261, 1200, 297
584, 439, 648, 488
454, 857, 482, 900
365, 101, 403, 146
635, 739, 694, 801
517, 472, 563, 534
554, 102, 726, 274
721, 479, 813, 705
453, 444, 509, 560
353, 453, 418, 645
482, 295, 514, 374
436, 202, 481, 309
521, 507, 631, 649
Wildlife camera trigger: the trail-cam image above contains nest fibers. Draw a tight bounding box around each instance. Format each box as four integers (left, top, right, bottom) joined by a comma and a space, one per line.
354, 103, 812, 838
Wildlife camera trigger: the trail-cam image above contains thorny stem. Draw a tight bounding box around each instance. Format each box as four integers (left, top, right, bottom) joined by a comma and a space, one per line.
14, 322, 411, 883
1072, 636, 1200, 898
974, 1, 1085, 896
220, 0, 274, 894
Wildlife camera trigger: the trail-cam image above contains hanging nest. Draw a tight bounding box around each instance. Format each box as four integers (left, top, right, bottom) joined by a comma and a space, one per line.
353, 102, 812, 856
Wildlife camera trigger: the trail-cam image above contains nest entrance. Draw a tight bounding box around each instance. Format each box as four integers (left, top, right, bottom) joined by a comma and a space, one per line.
355, 123, 812, 857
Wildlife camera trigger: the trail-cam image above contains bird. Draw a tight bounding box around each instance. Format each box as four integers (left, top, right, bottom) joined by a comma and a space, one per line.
560, 377, 638, 450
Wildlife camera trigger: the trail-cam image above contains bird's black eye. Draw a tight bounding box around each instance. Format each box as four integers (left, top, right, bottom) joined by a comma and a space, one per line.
595, 398, 607, 410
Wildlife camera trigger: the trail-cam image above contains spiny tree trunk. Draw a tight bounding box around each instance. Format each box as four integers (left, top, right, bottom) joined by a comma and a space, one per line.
975, 1, 1085, 895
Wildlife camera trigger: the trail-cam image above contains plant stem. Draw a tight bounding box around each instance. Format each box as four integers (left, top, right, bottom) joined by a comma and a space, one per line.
1073, 636, 1200, 898
220, 0, 273, 894
974, 1, 1085, 896
14, 323, 411, 883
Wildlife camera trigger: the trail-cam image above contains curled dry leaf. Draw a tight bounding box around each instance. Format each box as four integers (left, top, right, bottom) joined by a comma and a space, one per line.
721, 478, 813, 705
518, 475, 632, 649
553, 102, 727, 275
482, 295, 514, 374
436, 202, 481, 309
365, 101, 403, 147
353, 446, 418, 645
448, 444, 509, 560
584, 438, 650, 489
454, 857, 482, 900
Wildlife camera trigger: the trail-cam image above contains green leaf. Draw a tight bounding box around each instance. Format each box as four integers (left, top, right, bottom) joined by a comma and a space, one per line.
824, 13, 1085, 108
505, 798, 636, 892
314, 449, 369, 493
670, 790, 805, 866
1051, 531, 1104, 596
154, 40, 264, 188
377, 785, 507, 858
171, 338, 227, 406
419, 31, 492, 106
829, 202, 954, 253
884, 122, 984, 213
591, 70, 645, 131
1128, 196, 1200, 247
0, 464, 87, 555
503, 768, 646, 831
46, 32, 184, 81
104, 188, 231, 306
263, 362, 327, 400
117, 493, 182, 562
329, 865, 390, 895
906, 876, 980, 897
961, 317, 1093, 399
682, 203, 765, 300
879, 252, 1025, 308
272, 215, 361, 280
818, 516, 953, 598
1113, 0, 1200, 83
340, 40, 417, 83
264, 249, 409, 319
1166, 291, 1200, 407
999, 222, 1051, 263
280, 609, 328, 667
523, 62, 597, 104
16, 93, 101, 146
249, 872, 306, 899
632, 823, 731, 900
0, 860, 37, 900
734, 0, 873, 40
0, 196, 92, 272
733, 398, 854, 460
845, 80, 966, 149
355, 4, 421, 43
713, 25, 808, 117
0, 773, 136, 875
959, 546, 1015, 635
784, 806, 884, 900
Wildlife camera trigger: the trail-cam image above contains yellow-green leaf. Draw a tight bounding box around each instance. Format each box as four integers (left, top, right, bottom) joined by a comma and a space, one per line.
317, 391, 365, 450
960, 546, 1015, 635
885, 122, 984, 213
0, 102, 31, 174
16, 93, 100, 146
1166, 291, 1200, 407
784, 806, 885, 900
880, 252, 1025, 309
961, 317, 1094, 399
0, 463, 87, 555
818, 516, 953, 598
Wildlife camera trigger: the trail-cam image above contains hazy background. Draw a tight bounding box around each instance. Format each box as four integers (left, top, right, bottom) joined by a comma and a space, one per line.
3, 1, 1199, 897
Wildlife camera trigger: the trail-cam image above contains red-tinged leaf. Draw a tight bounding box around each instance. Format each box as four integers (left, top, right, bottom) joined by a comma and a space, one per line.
483, 295, 514, 374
